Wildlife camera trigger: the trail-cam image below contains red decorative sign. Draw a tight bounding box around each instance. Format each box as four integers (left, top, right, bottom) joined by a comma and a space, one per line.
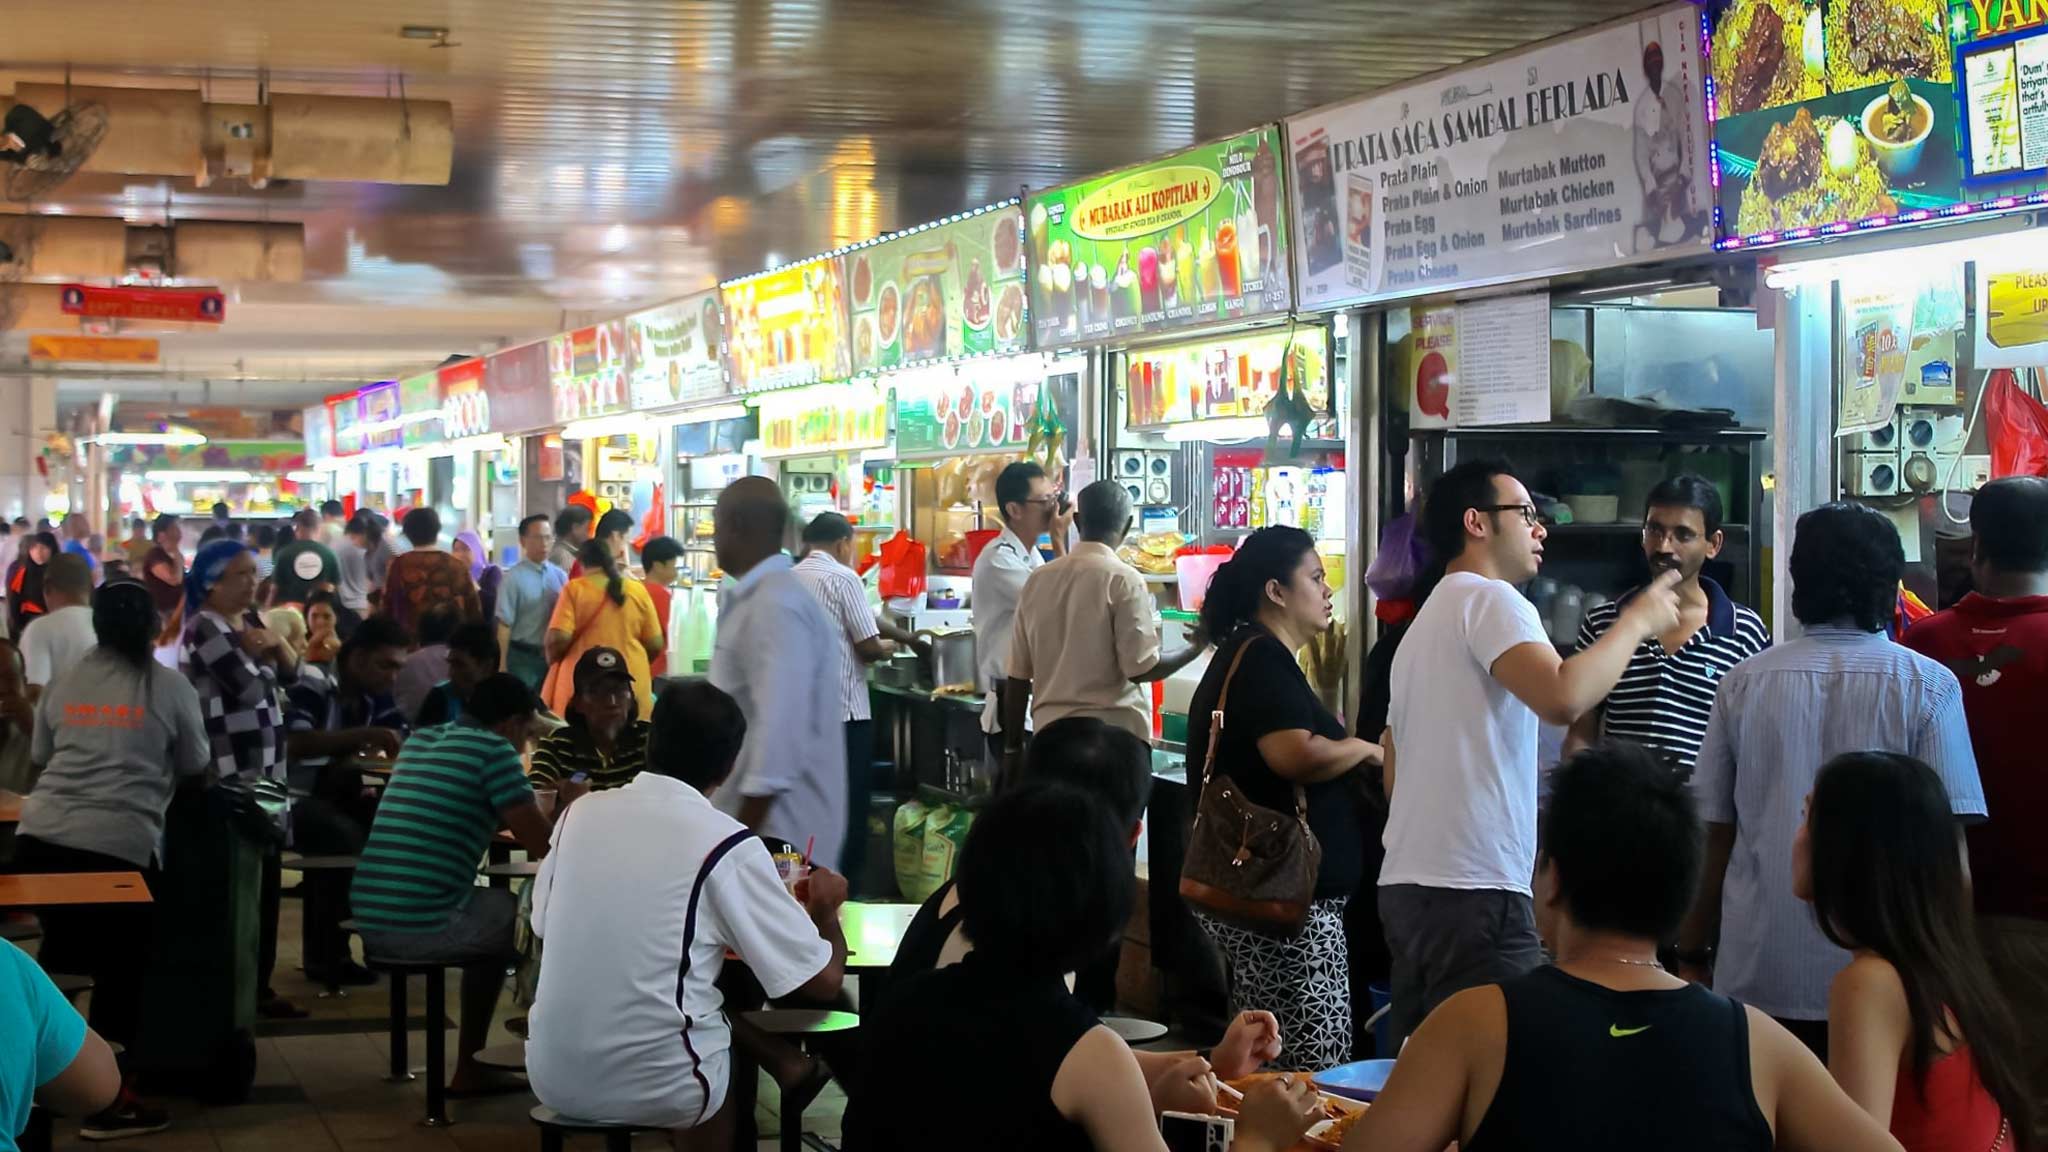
60, 284, 227, 324
439, 357, 490, 439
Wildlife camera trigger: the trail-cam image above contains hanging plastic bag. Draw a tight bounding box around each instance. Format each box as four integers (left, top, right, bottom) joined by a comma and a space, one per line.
1366, 513, 1430, 602
1986, 368, 2048, 479
877, 530, 929, 601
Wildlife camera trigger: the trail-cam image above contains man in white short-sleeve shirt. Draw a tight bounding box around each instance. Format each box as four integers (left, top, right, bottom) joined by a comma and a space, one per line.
973, 461, 1069, 762
1382, 459, 1678, 1044
20, 555, 98, 700
528, 679, 849, 1136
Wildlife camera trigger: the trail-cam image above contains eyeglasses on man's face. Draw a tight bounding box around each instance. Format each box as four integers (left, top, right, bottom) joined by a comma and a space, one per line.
1474, 503, 1542, 528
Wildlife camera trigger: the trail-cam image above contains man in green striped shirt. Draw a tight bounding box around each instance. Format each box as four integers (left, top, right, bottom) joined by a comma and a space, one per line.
352, 674, 553, 1095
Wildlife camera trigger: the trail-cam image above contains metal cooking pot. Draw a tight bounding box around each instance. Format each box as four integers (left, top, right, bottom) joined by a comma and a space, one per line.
919, 628, 978, 693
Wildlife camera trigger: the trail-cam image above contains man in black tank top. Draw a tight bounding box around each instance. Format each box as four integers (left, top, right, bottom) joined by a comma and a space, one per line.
1332, 743, 1900, 1152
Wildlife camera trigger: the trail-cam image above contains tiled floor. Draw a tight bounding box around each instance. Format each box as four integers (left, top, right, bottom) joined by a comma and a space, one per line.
32, 886, 837, 1152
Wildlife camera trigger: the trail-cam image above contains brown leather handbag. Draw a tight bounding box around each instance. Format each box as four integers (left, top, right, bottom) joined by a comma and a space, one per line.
1177, 637, 1321, 936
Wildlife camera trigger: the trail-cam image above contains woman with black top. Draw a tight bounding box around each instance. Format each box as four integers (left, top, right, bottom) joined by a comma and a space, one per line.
1337, 743, 1899, 1152
1187, 527, 1380, 1071
854, 783, 1322, 1152
6, 530, 56, 639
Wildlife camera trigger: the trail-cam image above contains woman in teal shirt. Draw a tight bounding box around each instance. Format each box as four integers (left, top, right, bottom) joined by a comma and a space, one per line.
2, 938, 119, 1150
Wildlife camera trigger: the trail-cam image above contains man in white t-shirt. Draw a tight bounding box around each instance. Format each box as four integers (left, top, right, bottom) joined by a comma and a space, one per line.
1381, 458, 1678, 1043
20, 554, 99, 701
527, 678, 849, 1143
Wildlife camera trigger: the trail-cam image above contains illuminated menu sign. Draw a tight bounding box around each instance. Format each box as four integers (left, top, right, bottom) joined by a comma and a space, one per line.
1026, 126, 1290, 347
326, 391, 362, 457
357, 382, 401, 451
721, 257, 853, 394
848, 203, 1028, 373
399, 371, 443, 449
303, 404, 332, 462
626, 293, 727, 410
1287, 3, 1710, 306
485, 341, 552, 435
549, 322, 629, 423
753, 381, 888, 457
439, 357, 489, 439
1122, 328, 1329, 430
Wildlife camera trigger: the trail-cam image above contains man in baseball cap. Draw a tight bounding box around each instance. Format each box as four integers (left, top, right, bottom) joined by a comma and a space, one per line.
531, 646, 652, 794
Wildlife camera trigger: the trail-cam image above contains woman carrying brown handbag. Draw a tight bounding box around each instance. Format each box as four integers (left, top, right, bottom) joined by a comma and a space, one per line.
1184, 527, 1381, 1071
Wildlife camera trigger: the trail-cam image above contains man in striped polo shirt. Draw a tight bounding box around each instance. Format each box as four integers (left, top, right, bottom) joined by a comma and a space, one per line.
1567, 474, 1770, 778
351, 674, 554, 1096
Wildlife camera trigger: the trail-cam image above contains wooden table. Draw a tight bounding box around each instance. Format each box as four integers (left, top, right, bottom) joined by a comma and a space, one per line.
0, 872, 152, 907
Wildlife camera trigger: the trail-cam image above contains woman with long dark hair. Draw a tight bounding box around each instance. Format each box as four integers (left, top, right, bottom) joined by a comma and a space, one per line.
1797, 751, 2034, 1150
13, 581, 210, 1138
1184, 526, 1380, 1070
7, 530, 58, 638
543, 535, 661, 718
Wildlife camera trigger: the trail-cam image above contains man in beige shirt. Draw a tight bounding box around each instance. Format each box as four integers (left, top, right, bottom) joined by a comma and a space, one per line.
1001, 480, 1205, 756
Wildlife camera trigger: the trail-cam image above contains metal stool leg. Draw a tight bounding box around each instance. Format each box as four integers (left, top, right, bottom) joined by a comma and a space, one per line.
422, 967, 448, 1126
386, 971, 414, 1082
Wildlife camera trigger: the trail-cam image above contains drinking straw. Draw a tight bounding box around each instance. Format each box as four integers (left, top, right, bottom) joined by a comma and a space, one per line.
804, 835, 815, 864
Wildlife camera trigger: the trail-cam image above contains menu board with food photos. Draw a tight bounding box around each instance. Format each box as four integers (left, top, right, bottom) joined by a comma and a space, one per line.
303, 403, 333, 461
550, 322, 629, 423
892, 357, 1078, 458
1122, 328, 1329, 431
399, 370, 443, 449
357, 381, 401, 451
753, 381, 888, 458
721, 257, 853, 394
1708, 0, 2009, 246
848, 203, 1029, 373
626, 292, 727, 410
439, 357, 490, 439
1027, 126, 1291, 347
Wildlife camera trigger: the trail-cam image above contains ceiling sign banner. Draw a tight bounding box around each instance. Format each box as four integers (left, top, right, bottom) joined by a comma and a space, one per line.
59, 284, 226, 323
28, 334, 159, 364
1287, 4, 1712, 309
721, 257, 853, 394
753, 381, 888, 457
549, 322, 630, 423
357, 382, 401, 451
848, 202, 1028, 373
626, 292, 727, 410
485, 340, 552, 435
439, 357, 490, 439
1028, 126, 1291, 346
399, 370, 444, 449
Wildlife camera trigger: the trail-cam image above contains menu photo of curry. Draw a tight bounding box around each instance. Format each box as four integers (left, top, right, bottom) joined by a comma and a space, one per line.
1715, 77, 1959, 235
848, 206, 1027, 375
1709, 0, 1959, 237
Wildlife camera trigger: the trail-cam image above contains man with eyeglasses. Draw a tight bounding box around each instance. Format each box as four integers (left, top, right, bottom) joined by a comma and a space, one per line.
1564, 474, 1770, 779
1381, 458, 1680, 1046
974, 461, 1071, 765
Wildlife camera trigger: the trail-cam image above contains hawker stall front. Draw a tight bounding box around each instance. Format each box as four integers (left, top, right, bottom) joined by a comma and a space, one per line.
1709, 0, 2048, 631
847, 201, 1088, 844
624, 290, 751, 674
1029, 124, 1313, 742
481, 339, 560, 532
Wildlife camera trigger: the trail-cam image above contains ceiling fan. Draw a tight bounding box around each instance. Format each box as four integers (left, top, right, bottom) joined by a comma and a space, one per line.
3, 98, 109, 203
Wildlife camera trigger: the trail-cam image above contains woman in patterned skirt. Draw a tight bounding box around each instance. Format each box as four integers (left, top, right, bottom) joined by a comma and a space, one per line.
1183, 527, 1382, 1070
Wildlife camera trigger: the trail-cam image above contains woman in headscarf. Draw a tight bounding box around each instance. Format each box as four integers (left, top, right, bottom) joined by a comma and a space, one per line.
181, 538, 304, 1020
452, 529, 501, 626
7, 529, 58, 639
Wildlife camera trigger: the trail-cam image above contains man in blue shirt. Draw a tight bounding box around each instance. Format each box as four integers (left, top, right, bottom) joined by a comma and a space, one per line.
1680, 502, 1983, 1060
3, 938, 121, 1147
497, 514, 566, 693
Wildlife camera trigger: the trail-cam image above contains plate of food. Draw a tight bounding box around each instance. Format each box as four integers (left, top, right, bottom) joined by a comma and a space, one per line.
1825, 0, 1949, 95
1712, 0, 1823, 118
1216, 1074, 1368, 1152
1733, 106, 1900, 234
